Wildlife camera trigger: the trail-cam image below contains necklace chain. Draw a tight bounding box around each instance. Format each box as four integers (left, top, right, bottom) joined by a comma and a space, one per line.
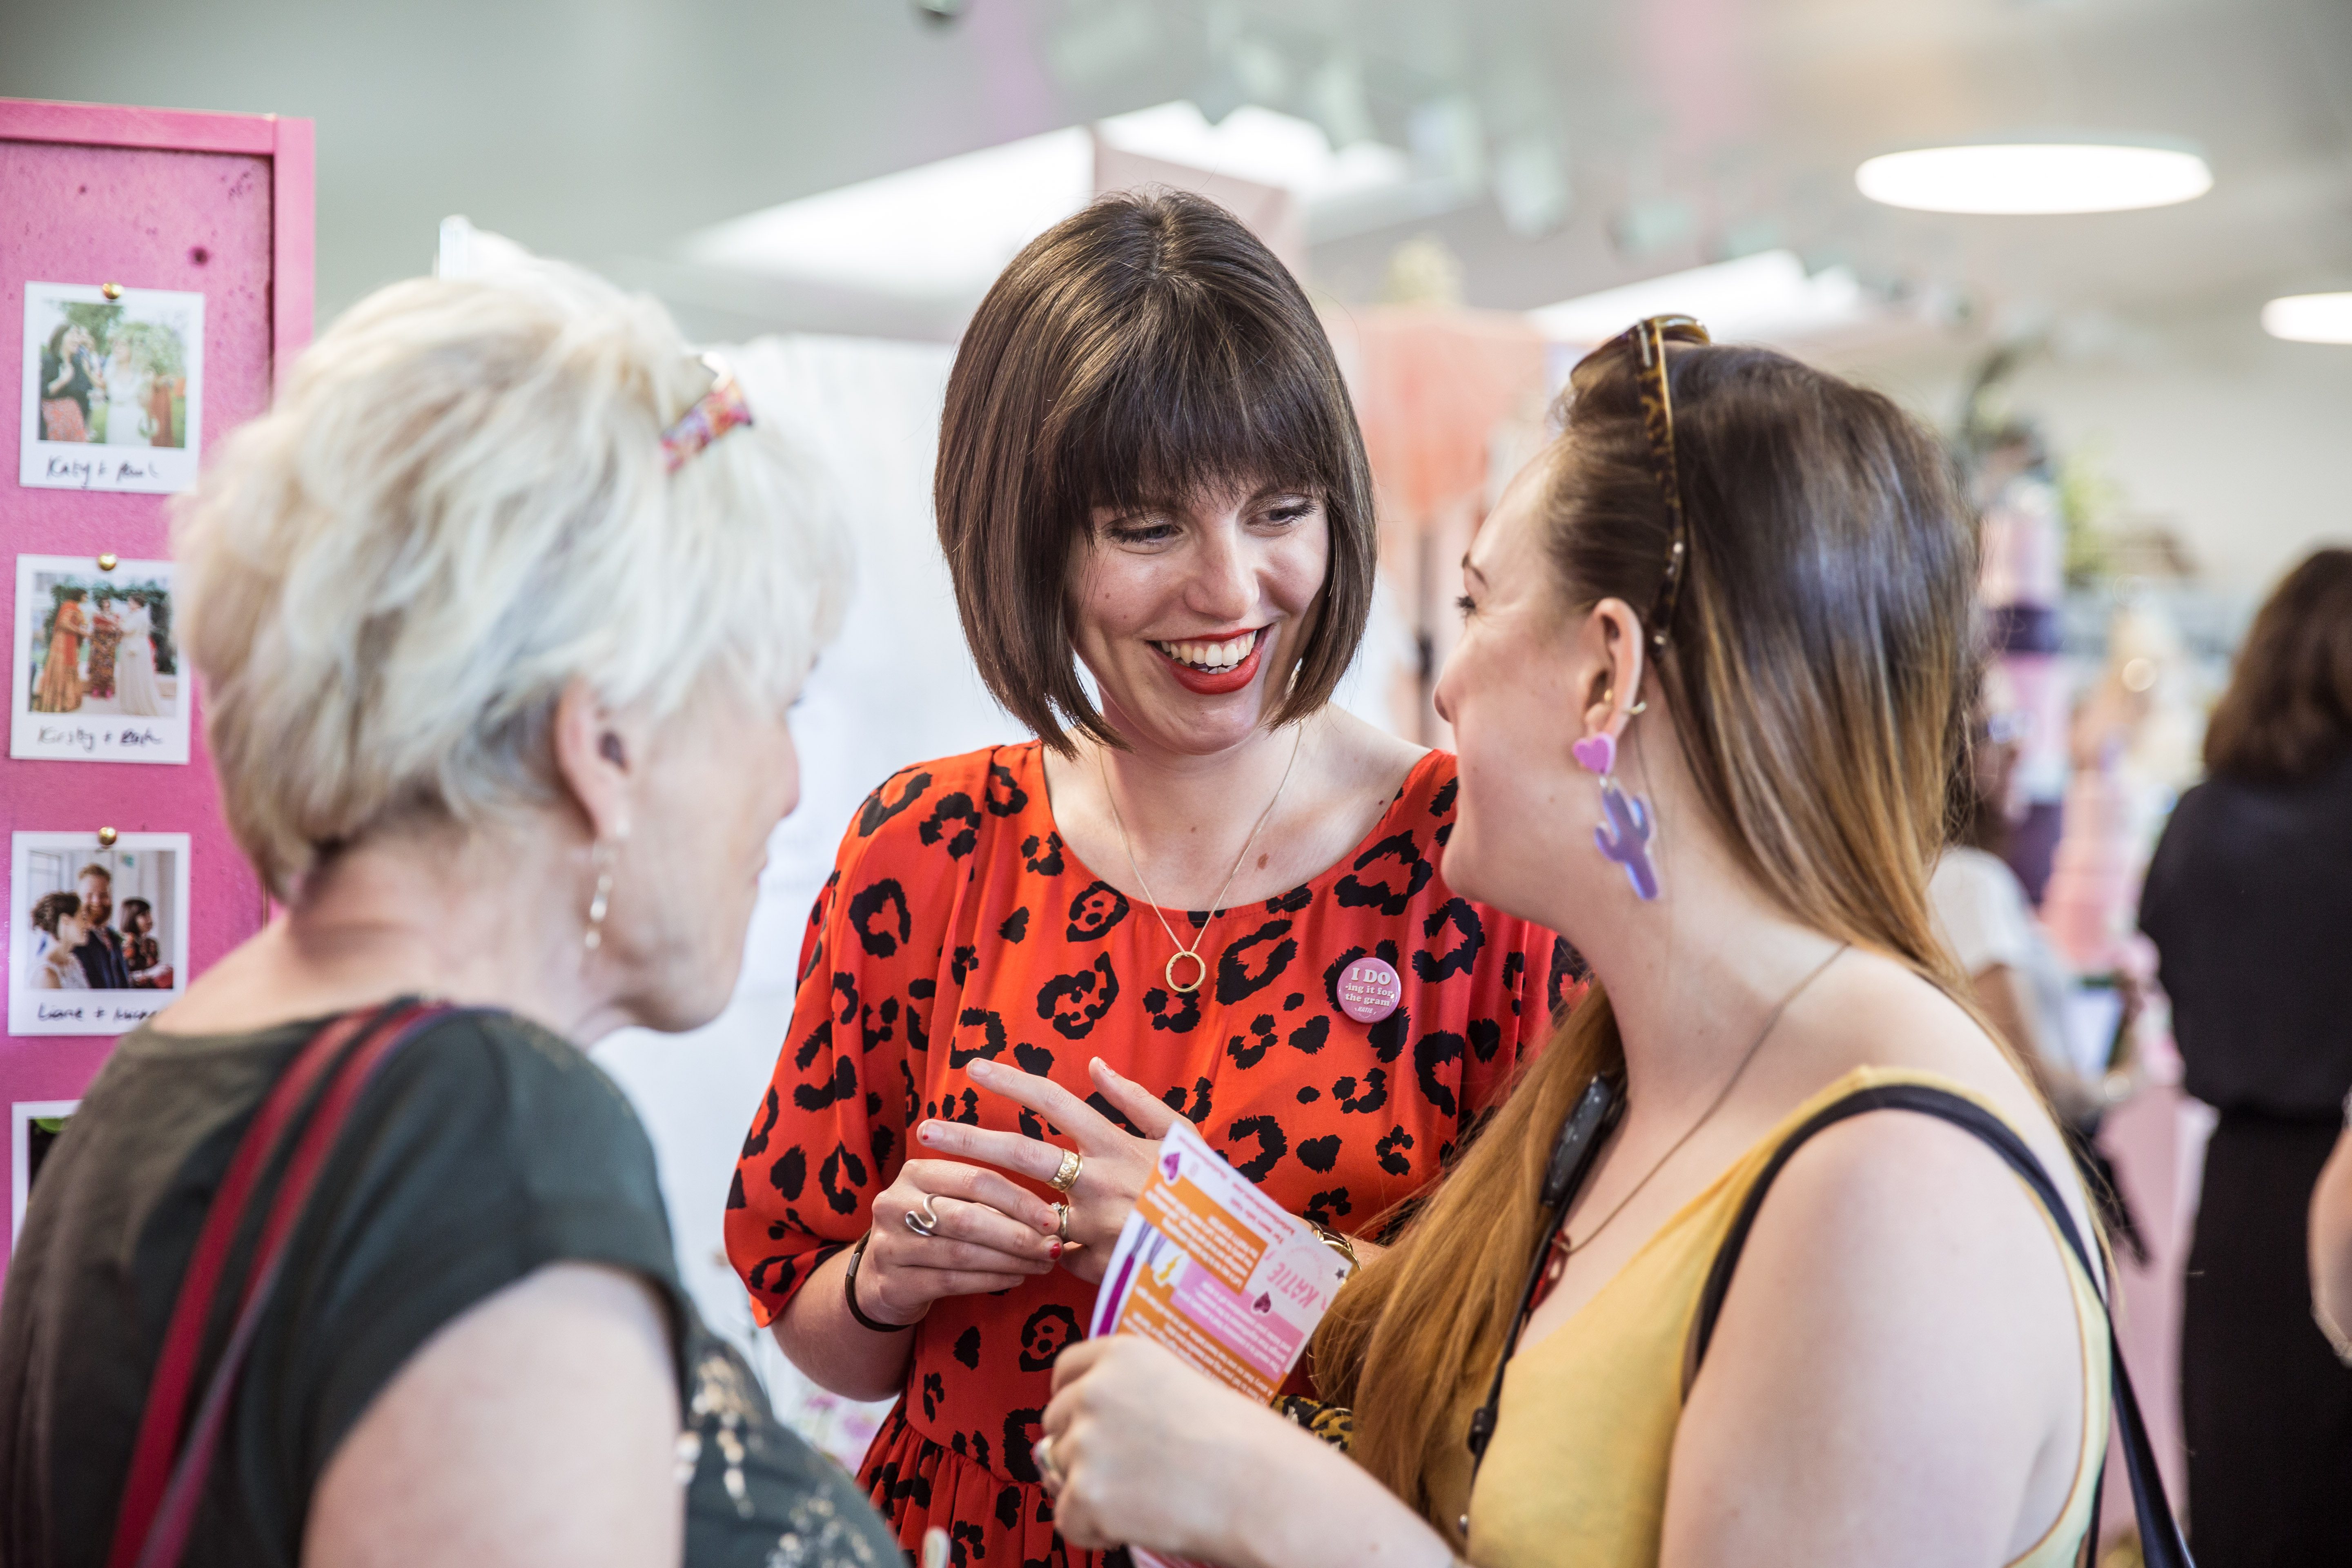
1563, 942, 1851, 1255
1099, 726, 1307, 996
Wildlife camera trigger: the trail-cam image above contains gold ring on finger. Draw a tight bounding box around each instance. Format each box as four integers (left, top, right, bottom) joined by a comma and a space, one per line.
1048, 1147, 1083, 1193
1056, 1203, 1072, 1243
1033, 1434, 1062, 1484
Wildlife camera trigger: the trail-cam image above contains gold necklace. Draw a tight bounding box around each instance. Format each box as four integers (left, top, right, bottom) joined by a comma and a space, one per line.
1099, 726, 1307, 996
1563, 942, 1849, 1255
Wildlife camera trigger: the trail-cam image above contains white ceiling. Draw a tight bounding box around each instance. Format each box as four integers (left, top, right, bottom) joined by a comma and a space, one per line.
5, 0, 2346, 349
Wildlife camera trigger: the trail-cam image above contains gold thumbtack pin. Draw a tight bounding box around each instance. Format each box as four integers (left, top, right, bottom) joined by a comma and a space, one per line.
98, 552, 118, 572
97, 826, 119, 847
101, 282, 123, 301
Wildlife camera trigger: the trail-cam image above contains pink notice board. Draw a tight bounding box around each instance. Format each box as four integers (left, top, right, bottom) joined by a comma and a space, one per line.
0, 98, 313, 1291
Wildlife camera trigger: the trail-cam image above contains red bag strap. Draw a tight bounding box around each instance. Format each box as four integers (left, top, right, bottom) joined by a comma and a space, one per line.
108, 1000, 452, 1568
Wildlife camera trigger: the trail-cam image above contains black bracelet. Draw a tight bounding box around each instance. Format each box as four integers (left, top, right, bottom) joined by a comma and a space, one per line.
843, 1229, 914, 1334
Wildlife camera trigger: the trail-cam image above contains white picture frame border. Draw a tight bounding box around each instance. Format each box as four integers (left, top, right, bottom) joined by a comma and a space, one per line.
11, 1098, 78, 1254
9, 830, 192, 1036
10, 553, 190, 765
19, 281, 205, 494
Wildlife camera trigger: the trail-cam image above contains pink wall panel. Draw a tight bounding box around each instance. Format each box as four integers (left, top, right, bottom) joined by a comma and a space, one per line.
1, 103, 310, 1294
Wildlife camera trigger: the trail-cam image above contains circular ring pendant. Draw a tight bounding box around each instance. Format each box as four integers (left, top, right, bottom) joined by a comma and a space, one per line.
1165, 950, 1207, 995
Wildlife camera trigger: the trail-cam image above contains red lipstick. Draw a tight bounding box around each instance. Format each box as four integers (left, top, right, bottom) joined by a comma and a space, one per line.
1154, 628, 1267, 696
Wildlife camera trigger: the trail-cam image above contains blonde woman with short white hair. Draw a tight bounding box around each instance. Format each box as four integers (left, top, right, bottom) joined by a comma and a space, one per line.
0, 263, 901, 1568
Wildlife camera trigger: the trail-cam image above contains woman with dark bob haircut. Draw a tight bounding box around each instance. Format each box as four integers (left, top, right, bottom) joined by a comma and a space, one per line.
727, 191, 1573, 1563
2141, 546, 2352, 1565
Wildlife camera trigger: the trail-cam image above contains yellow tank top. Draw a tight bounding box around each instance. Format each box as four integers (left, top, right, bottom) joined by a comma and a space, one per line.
1450, 1067, 2109, 1568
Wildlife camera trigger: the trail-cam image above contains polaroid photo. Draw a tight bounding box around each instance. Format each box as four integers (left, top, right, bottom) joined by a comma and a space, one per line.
11, 555, 189, 764
10, 831, 190, 1036
11, 1100, 77, 1254
20, 281, 205, 494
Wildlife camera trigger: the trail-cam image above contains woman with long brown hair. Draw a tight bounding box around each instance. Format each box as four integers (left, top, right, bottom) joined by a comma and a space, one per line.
2140, 546, 2352, 1566
1029, 323, 2127, 1567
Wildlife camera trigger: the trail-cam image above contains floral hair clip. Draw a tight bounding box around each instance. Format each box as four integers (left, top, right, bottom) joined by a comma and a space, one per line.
660, 353, 753, 472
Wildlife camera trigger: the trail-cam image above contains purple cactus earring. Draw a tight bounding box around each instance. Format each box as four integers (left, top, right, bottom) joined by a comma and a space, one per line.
1570, 722, 1660, 901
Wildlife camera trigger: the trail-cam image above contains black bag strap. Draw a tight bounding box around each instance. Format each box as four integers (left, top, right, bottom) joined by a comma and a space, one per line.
1686, 1082, 2190, 1568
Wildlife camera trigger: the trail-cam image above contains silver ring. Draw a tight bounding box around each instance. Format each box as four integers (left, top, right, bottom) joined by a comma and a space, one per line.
903, 1194, 942, 1238
1033, 1434, 1062, 1484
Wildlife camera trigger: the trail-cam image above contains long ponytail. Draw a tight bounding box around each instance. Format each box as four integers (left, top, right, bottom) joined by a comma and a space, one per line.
1311, 340, 2000, 1538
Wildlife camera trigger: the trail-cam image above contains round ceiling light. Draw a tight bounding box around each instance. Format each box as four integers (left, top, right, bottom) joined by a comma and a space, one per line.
2262, 293, 2352, 344
1855, 142, 2212, 215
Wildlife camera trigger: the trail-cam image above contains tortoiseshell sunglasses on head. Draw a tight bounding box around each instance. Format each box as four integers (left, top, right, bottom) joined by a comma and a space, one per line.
1571, 314, 1711, 650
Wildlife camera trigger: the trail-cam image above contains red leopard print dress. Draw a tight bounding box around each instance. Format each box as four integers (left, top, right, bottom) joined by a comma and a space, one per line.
727, 742, 1581, 1566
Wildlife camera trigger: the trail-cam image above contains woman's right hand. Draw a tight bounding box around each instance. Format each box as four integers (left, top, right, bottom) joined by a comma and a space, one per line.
853, 1157, 1069, 1325
1042, 1336, 1454, 1568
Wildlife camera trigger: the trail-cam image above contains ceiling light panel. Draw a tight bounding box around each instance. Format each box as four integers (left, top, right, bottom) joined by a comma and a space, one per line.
1856, 143, 2212, 215
2262, 293, 2352, 344
1529, 250, 1869, 347
678, 102, 1421, 303
680, 129, 1094, 300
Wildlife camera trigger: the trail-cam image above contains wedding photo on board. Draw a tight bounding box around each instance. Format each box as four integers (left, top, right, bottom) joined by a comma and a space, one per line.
10, 555, 187, 765
9, 832, 189, 1036
18, 281, 205, 493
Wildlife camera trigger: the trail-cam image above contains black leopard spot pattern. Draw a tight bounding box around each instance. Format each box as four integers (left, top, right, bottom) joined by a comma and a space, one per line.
1065, 880, 1131, 941
1036, 953, 1120, 1040
858, 769, 931, 837
1018, 1304, 1081, 1372
919, 791, 985, 858
729, 743, 1572, 1565
1227, 1115, 1289, 1182
1333, 831, 1435, 916
1143, 984, 1203, 1033
986, 762, 1029, 817
1021, 831, 1065, 876
1215, 919, 1298, 1004
1412, 898, 1486, 984
742, 1087, 779, 1158
847, 879, 912, 958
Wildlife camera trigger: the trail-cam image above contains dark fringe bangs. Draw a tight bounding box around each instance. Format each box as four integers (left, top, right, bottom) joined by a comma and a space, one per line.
1042, 293, 1348, 523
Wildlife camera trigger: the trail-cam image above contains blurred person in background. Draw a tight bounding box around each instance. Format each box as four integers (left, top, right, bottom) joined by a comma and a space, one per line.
0, 263, 899, 1568
1932, 679, 2144, 1259
2312, 1109, 2352, 1365
726, 192, 1569, 1566
2139, 545, 2352, 1568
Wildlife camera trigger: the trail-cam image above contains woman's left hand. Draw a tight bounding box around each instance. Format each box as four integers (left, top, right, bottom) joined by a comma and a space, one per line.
1038, 1334, 1274, 1557
916, 1056, 1177, 1284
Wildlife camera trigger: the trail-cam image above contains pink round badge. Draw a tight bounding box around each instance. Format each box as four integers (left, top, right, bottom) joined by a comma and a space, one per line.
1336, 956, 1402, 1024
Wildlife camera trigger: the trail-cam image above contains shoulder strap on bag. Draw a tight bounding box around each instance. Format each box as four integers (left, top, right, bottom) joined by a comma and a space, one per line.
108, 999, 456, 1568
1684, 1081, 2192, 1568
